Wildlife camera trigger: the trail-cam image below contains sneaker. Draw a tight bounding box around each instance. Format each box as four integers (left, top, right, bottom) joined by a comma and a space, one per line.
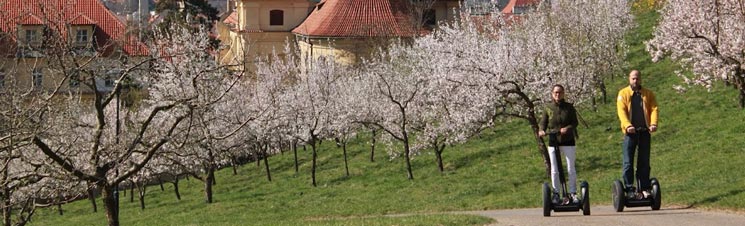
626, 187, 637, 199
634, 192, 644, 200
552, 192, 561, 204
642, 190, 652, 199
571, 193, 580, 204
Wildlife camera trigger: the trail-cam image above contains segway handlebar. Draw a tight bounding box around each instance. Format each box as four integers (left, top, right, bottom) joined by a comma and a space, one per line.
630, 127, 648, 133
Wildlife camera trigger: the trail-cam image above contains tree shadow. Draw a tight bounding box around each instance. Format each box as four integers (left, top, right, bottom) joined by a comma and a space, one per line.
450, 143, 517, 170
690, 188, 745, 207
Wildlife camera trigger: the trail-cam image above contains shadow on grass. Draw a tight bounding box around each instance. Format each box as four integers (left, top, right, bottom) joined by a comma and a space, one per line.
690, 188, 745, 207
450, 146, 506, 170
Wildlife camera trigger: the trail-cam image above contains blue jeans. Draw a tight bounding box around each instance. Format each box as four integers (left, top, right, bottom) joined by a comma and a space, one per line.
622, 131, 651, 191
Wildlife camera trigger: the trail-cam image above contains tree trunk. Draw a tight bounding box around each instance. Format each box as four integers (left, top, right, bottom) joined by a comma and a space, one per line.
370, 129, 376, 162
739, 88, 744, 109
342, 142, 350, 177
129, 185, 134, 203
173, 178, 181, 200
403, 134, 414, 180
311, 142, 318, 187
435, 144, 445, 172
137, 183, 146, 210
87, 186, 98, 213
528, 117, 551, 178
232, 163, 238, 175
101, 184, 120, 226
57, 194, 63, 216
293, 141, 299, 173
205, 167, 215, 203
600, 81, 607, 105
159, 179, 164, 191
256, 152, 261, 167
3, 188, 11, 226
263, 149, 272, 182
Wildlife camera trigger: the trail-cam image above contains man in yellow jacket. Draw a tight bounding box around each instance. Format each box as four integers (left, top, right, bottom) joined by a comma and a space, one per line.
617, 70, 659, 199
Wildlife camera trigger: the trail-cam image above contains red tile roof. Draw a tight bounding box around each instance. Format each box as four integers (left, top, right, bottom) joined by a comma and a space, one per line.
0, 0, 147, 56
502, 0, 517, 14
292, 0, 420, 38
222, 11, 240, 31
223, 11, 238, 26
515, 0, 540, 6
68, 14, 96, 25
19, 13, 45, 25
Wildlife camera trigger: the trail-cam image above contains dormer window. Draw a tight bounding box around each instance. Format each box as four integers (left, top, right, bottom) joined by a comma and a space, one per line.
423, 9, 436, 27
32, 68, 43, 89
69, 70, 80, 88
270, 10, 284, 26
76, 29, 89, 43
71, 25, 94, 46
0, 70, 5, 89
24, 29, 38, 46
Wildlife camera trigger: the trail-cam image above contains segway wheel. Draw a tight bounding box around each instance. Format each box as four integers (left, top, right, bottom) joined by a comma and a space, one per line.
581, 181, 590, 215
611, 180, 625, 212
543, 182, 552, 217
651, 178, 661, 210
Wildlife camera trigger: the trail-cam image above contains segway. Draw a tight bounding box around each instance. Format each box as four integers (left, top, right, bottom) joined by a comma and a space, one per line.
542, 132, 590, 217
610, 127, 662, 212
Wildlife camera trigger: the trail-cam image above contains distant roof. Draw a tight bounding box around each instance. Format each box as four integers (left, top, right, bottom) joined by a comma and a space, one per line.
502, 0, 541, 14
0, 0, 147, 56
292, 0, 420, 38
223, 11, 238, 27
515, 0, 541, 6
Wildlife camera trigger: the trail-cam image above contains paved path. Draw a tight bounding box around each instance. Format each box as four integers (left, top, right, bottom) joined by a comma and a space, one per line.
462, 205, 745, 226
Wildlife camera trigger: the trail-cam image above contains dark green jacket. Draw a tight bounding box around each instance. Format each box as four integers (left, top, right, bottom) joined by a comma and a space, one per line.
539, 100, 579, 146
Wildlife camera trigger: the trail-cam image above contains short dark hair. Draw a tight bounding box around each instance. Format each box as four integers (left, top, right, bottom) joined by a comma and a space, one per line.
552, 84, 564, 91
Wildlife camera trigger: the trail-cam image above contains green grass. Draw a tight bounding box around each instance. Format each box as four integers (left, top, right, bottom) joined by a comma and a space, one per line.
28, 9, 745, 226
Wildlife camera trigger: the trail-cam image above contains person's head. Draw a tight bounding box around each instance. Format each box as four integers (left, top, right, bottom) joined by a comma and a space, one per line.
551, 84, 565, 103
629, 70, 641, 90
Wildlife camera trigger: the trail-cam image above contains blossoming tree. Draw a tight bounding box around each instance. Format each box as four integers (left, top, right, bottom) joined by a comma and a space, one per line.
647, 0, 745, 108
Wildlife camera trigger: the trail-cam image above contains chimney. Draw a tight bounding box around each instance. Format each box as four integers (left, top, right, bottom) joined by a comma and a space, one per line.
139, 0, 149, 28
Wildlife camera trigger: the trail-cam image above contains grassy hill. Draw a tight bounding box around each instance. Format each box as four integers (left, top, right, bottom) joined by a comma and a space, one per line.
28, 9, 745, 226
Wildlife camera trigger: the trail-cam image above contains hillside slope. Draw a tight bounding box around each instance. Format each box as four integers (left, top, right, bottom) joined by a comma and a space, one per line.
28, 9, 745, 226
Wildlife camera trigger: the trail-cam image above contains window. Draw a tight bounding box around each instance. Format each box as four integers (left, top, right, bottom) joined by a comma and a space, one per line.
69, 70, 80, 88
423, 9, 436, 27
269, 10, 284, 26
0, 70, 5, 89
32, 68, 43, 89
105, 78, 114, 88
75, 29, 89, 43
25, 29, 38, 45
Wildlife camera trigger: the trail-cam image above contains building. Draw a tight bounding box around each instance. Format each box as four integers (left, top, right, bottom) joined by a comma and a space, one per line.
217, 0, 317, 67
218, 0, 460, 66
0, 0, 146, 93
292, 0, 460, 65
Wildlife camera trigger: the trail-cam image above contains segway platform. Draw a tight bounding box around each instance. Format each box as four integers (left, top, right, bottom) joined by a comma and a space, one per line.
542, 181, 590, 216
611, 178, 662, 212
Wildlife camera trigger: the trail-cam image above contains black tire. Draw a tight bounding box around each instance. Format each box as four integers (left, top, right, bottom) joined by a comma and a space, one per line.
543, 182, 552, 217
612, 180, 625, 212
581, 181, 590, 215
651, 178, 661, 210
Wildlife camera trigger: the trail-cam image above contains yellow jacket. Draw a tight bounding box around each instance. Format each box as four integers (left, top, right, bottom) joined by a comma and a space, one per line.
617, 86, 658, 134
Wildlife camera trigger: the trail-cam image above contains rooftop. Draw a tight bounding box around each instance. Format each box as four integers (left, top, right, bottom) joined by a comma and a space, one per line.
0, 0, 146, 56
